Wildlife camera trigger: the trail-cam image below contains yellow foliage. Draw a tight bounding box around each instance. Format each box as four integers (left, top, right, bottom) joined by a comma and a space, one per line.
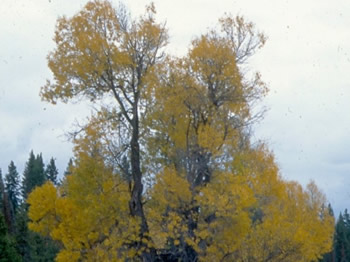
27, 182, 58, 236
232, 147, 334, 262
195, 172, 255, 260
28, 131, 138, 261
146, 168, 193, 248
145, 146, 334, 261
34, 1, 334, 261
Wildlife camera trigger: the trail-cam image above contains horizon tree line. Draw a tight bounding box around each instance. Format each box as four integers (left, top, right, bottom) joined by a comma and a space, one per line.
0, 150, 72, 261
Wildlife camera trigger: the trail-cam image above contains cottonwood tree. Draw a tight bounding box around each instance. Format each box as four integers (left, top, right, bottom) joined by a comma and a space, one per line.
40, 0, 168, 259
141, 13, 267, 260
145, 14, 267, 185
28, 1, 334, 261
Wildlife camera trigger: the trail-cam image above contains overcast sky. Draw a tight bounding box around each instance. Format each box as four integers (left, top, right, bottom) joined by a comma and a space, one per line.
1, 0, 350, 215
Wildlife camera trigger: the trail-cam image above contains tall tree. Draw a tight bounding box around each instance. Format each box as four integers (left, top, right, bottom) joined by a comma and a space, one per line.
334, 212, 350, 262
40, 1, 168, 259
141, 13, 267, 260
34, 153, 45, 186
22, 151, 36, 199
45, 157, 59, 185
63, 158, 73, 177
0, 213, 21, 262
22, 151, 46, 199
0, 170, 3, 212
5, 161, 21, 216
19, 151, 60, 261
28, 1, 334, 261
14, 204, 30, 261
0, 170, 13, 234
15, 202, 59, 262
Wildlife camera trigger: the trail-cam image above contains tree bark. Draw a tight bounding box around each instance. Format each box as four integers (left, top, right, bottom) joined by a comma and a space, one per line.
129, 101, 155, 261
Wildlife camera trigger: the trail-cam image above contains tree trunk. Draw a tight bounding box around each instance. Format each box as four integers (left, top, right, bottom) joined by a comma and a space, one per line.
129, 103, 155, 261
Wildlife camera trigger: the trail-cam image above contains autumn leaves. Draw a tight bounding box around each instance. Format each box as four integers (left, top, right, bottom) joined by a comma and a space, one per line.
28, 1, 333, 261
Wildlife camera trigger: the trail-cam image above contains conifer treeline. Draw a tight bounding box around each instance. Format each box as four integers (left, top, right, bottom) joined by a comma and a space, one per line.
0, 151, 67, 261
319, 207, 350, 262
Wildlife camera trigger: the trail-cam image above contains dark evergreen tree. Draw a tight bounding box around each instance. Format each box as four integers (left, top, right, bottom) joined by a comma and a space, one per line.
17, 152, 59, 261
34, 153, 45, 187
0, 170, 3, 212
15, 201, 59, 261
60, 158, 74, 186
45, 158, 59, 185
328, 203, 335, 217
21, 151, 35, 200
0, 170, 13, 234
5, 161, 21, 215
22, 151, 46, 199
334, 212, 350, 262
63, 158, 73, 177
27, 232, 59, 262
0, 213, 21, 262
342, 209, 350, 260
343, 209, 350, 233
15, 204, 30, 261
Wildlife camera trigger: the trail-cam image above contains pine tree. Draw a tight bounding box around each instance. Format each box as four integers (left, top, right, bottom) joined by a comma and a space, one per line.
0, 170, 3, 212
34, 153, 45, 186
22, 151, 46, 199
21, 151, 35, 200
15, 194, 59, 261
15, 204, 30, 261
343, 209, 350, 260
45, 158, 59, 185
60, 158, 74, 186
334, 212, 350, 262
5, 161, 21, 215
0, 213, 21, 262
17, 208, 58, 262
27, 232, 59, 262
0, 170, 13, 234
63, 158, 73, 177
17, 152, 59, 261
